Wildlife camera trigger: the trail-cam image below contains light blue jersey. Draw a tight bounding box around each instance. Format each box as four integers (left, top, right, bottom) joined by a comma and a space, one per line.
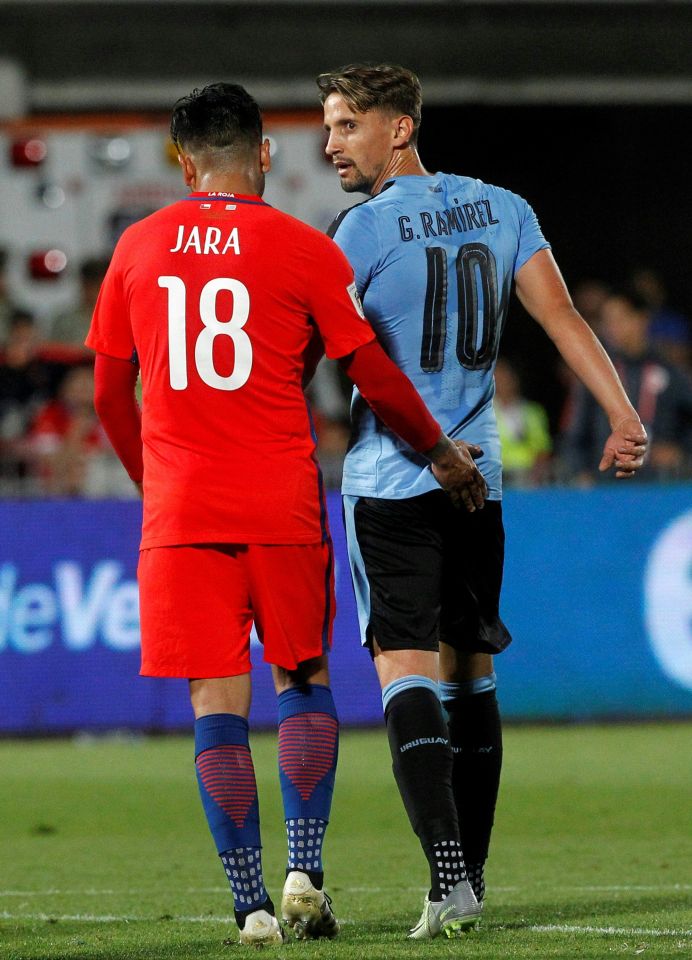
329, 174, 550, 500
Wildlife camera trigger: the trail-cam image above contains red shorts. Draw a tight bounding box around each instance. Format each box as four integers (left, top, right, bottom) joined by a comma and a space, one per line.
138, 542, 335, 678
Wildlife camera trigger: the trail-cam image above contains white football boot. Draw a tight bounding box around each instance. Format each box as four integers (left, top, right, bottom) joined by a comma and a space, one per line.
281, 870, 339, 939
408, 879, 481, 940
238, 907, 285, 945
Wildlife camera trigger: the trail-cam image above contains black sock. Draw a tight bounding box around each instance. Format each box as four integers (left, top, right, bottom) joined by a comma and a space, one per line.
285, 865, 324, 890
384, 685, 463, 900
445, 688, 502, 901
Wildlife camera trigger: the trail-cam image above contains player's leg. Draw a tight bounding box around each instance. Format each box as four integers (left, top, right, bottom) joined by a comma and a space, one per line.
439, 649, 502, 906
344, 494, 480, 938
272, 655, 339, 939
138, 545, 282, 945
439, 498, 510, 907
191, 676, 282, 943
248, 542, 339, 939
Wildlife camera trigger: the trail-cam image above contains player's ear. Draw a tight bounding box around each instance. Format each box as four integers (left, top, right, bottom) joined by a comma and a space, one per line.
178, 152, 197, 189
392, 115, 415, 148
260, 138, 271, 174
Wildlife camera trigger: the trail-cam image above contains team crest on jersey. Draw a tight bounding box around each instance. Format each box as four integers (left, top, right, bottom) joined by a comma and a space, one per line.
347, 281, 365, 319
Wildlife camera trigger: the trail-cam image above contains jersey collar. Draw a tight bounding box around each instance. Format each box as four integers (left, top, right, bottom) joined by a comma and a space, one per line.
185, 191, 267, 206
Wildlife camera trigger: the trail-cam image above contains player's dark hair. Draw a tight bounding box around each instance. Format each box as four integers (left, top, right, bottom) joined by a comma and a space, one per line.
80, 257, 110, 283
607, 287, 651, 315
170, 82, 262, 155
316, 63, 422, 143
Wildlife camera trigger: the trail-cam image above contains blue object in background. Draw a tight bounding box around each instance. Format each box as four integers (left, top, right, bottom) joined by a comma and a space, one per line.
0, 487, 690, 734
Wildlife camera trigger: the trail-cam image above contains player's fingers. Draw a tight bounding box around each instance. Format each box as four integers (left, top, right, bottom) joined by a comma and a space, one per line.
598, 450, 614, 472
471, 482, 486, 510
622, 427, 648, 442
617, 447, 645, 458
460, 487, 477, 513
614, 457, 643, 474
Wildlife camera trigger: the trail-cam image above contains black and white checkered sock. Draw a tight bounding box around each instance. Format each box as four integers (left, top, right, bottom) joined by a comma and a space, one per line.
466, 861, 485, 904
431, 839, 467, 900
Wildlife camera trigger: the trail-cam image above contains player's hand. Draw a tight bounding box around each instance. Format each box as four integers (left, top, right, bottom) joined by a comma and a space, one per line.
428, 435, 488, 511
598, 416, 648, 479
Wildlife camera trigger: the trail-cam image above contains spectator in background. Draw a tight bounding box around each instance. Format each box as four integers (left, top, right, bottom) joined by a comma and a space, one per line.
49, 257, 110, 349
0, 311, 56, 489
570, 278, 611, 335
0, 248, 21, 343
493, 357, 552, 487
24, 364, 110, 495
0, 311, 53, 420
630, 267, 691, 370
561, 289, 692, 483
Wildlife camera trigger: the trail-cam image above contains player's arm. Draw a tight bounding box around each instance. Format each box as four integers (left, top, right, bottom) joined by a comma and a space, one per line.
515, 248, 648, 478
93, 353, 144, 494
340, 340, 487, 511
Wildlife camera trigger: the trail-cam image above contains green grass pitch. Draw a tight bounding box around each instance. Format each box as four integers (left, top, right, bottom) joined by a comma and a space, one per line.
1, 724, 690, 959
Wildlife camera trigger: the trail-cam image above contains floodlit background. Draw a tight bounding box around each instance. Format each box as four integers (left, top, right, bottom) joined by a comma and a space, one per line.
0, 6, 690, 959
0, 0, 691, 732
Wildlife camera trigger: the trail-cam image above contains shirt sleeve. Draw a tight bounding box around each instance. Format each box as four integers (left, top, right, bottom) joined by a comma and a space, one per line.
514, 197, 551, 274
328, 203, 380, 299
305, 233, 377, 360
85, 241, 136, 361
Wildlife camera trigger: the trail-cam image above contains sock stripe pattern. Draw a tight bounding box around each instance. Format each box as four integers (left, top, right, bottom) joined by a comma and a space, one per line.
196, 744, 257, 828
279, 713, 338, 801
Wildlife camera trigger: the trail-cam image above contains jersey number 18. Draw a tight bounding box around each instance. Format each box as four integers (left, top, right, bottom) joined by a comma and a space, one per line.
158, 275, 253, 391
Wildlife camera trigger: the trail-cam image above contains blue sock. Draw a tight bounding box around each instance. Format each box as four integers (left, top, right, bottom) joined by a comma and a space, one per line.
194, 713, 269, 916
278, 684, 339, 887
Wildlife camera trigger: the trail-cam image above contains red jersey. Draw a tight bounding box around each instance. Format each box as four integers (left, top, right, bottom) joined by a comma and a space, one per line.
87, 193, 375, 547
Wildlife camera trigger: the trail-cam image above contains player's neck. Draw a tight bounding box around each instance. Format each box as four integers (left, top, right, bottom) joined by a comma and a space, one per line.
371, 146, 429, 195
192, 170, 263, 198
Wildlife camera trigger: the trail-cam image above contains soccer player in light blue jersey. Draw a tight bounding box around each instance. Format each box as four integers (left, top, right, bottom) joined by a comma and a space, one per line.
317, 63, 648, 939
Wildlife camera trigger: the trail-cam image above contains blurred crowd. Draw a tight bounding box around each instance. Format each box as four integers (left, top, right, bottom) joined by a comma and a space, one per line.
1, 247, 691, 497
0, 251, 132, 497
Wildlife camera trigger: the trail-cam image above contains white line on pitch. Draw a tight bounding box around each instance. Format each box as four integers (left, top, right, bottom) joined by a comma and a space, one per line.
1, 913, 690, 937
531, 924, 692, 938
0, 912, 233, 924
0, 911, 356, 925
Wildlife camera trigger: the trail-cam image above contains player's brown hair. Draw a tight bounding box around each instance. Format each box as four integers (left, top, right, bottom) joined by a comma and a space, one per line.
316, 63, 422, 143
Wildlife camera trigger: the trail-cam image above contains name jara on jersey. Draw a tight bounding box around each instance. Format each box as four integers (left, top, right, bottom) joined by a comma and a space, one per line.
170, 225, 241, 256
398, 197, 499, 243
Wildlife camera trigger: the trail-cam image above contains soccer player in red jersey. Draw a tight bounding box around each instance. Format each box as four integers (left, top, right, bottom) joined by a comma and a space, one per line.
87, 82, 484, 946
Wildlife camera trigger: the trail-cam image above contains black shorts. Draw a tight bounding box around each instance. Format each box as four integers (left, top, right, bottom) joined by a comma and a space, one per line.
344, 491, 512, 655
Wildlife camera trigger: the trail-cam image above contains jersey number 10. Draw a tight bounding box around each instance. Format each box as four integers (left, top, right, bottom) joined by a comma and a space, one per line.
158, 275, 253, 391
421, 242, 504, 373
